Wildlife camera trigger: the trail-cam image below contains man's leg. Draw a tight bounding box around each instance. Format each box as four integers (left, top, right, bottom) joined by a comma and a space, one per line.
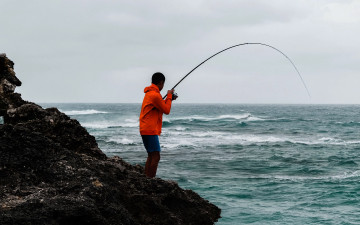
148, 151, 160, 178
145, 153, 152, 177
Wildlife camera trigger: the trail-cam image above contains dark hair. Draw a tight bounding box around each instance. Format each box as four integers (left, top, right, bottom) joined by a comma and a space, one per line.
152, 72, 165, 85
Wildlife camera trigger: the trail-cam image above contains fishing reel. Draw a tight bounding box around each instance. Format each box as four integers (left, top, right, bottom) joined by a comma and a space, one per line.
172, 92, 178, 100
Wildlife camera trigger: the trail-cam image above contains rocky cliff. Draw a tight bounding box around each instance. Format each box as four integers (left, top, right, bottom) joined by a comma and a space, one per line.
0, 54, 221, 225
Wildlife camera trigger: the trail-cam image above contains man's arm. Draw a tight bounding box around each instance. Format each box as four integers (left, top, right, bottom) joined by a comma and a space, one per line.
152, 90, 173, 115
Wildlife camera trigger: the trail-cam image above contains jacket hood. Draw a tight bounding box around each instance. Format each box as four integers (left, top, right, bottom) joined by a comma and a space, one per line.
144, 83, 160, 93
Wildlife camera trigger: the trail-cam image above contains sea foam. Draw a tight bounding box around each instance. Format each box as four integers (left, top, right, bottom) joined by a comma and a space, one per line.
107, 137, 135, 145
63, 109, 108, 115
167, 113, 262, 122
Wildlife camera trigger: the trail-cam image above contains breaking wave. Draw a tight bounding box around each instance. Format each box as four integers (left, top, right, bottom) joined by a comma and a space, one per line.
247, 170, 360, 181
107, 137, 135, 145
63, 109, 108, 115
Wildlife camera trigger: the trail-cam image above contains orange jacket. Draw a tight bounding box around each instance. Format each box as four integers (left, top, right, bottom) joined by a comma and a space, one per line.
139, 83, 173, 135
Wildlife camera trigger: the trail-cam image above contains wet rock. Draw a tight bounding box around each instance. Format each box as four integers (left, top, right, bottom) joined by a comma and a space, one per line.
0, 54, 221, 225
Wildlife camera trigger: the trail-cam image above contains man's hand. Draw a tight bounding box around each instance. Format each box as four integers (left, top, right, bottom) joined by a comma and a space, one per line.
167, 89, 174, 96
167, 89, 178, 100
171, 89, 178, 100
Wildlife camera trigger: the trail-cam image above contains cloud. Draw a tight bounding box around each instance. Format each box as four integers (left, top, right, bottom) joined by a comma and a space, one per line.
322, 1, 360, 23
1, 0, 360, 103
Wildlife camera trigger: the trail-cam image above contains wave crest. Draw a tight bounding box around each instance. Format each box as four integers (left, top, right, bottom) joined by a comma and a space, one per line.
167, 113, 266, 123
107, 137, 135, 145
63, 109, 108, 115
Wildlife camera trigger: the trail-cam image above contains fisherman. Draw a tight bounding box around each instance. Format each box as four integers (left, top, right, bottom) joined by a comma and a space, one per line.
139, 72, 177, 178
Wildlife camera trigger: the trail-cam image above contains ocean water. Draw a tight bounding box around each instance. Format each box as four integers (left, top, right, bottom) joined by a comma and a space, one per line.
41, 103, 360, 224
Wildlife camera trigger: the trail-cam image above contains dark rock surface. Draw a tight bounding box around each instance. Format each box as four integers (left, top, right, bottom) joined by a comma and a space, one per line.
0, 54, 221, 225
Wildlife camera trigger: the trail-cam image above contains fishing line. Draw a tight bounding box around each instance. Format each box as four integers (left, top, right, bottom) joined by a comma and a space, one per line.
163, 42, 311, 99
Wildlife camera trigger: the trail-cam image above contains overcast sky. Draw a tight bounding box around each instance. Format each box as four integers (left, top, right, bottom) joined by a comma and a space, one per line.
1, 0, 360, 104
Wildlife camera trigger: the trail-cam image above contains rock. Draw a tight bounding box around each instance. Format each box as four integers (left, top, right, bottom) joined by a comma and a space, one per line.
0, 54, 221, 225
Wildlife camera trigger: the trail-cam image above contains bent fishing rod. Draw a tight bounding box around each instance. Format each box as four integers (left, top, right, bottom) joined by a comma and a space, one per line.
163, 42, 311, 99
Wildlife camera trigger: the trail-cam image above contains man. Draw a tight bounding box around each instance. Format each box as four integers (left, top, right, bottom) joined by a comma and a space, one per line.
139, 72, 177, 178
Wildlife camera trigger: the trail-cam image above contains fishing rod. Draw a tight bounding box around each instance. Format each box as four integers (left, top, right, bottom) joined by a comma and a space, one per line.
163, 42, 311, 99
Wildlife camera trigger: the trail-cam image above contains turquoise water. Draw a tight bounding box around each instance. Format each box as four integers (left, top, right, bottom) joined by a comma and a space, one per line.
41, 103, 360, 224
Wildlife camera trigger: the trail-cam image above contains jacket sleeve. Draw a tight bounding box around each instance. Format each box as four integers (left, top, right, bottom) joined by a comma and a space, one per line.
152, 93, 172, 115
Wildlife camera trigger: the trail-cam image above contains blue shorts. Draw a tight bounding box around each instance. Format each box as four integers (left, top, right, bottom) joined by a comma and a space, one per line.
141, 135, 161, 153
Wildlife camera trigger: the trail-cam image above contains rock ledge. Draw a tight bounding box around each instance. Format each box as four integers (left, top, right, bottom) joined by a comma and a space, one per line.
0, 54, 221, 225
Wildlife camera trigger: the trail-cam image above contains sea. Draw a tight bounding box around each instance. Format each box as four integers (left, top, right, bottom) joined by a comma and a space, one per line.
40, 103, 360, 225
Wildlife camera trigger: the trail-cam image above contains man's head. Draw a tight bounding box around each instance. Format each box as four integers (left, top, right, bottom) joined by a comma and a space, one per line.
152, 72, 165, 91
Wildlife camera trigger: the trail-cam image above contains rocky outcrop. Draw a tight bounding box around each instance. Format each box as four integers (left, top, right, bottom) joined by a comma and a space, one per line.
0, 54, 221, 225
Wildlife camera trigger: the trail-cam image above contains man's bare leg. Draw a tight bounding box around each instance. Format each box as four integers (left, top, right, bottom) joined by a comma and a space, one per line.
145, 153, 152, 177
148, 151, 160, 178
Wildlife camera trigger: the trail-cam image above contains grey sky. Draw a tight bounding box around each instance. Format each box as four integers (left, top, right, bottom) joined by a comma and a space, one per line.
1, 0, 360, 104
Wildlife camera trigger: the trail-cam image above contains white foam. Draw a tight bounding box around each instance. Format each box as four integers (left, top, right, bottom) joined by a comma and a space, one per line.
319, 137, 337, 142
345, 140, 360, 144
222, 135, 360, 146
161, 139, 197, 149
125, 118, 137, 123
175, 127, 187, 131
169, 113, 257, 122
63, 109, 108, 115
166, 131, 290, 145
165, 128, 360, 146
218, 114, 252, 120
244, 170, 360, 181
274, 170, 360, 181
210, 155, 235, 161
174, 115, 212, 121
163, 117, 171, 123
165, 130, 223, 138
294, 137, 360, 146
117, 118, 139, 128
81, 122, 111, 129
220, 134, 282, 142
163, 132, 290, 148
190, 131, 224, 137
246, 116, 266, 121
81, 121, 138, 129
118, 122, 139, 128
108, 137, 135, 145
